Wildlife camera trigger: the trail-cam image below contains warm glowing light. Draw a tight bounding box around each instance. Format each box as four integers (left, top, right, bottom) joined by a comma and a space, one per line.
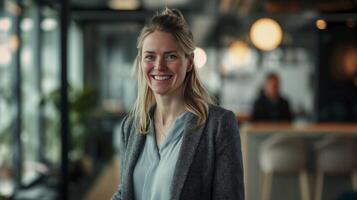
250, 18, 283, 51
0, 18, 11, 31
5, 1, 21, 16
229, 41, 251, 66
41, 18, 57, 31
346, 19, 355, 28
0, 45, 11, 65
21, 18, 33, 32
108, 0, 140, 10
343, 48, 357, 77
222, 40, 252, 72
8, 35, 19, 52
194, 47, 207, 69
316, 19, 327, 30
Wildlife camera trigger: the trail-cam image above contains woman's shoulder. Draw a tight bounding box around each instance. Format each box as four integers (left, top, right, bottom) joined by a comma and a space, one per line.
208, 104, 234, 115
208, 104, 236, 121
206, 105, 240, 139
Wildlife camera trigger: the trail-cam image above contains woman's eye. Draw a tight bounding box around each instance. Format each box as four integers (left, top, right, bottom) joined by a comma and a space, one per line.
166, 54, 177, 60
144, 55, 155, 61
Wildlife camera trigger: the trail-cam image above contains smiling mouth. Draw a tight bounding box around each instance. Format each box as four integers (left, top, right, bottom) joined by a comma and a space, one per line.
152, 75, 172, 80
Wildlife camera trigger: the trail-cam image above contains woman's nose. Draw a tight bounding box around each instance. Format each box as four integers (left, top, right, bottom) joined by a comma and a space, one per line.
155, 56, 166, 70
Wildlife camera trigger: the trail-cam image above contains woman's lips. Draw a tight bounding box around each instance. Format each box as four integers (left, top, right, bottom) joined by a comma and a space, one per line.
151, 75, 173, 80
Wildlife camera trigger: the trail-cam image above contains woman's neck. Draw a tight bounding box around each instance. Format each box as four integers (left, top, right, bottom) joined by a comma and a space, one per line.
153, 96, 186, 147
155, 100, 185, 126
154, 90, 186, 125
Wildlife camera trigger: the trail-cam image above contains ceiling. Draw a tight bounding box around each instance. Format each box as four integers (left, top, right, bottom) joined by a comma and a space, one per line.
68, 0, 357, 27
69, 0, 357, 13
70, 0, 204, 10
67, 0, 357, 47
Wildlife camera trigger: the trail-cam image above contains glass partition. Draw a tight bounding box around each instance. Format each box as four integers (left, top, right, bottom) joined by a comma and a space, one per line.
20, 1, 41, 187
20, 1, 61, 187
40, 5, 61, 168
0, 1, 61, 199
0, 0, 21, 197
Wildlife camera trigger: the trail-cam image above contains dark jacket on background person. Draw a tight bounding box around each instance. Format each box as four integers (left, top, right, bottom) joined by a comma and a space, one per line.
111, 105, 244, 200
251, 93, 292, 122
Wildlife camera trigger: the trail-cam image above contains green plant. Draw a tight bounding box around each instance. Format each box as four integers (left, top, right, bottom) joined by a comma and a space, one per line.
43, 85, 97, 162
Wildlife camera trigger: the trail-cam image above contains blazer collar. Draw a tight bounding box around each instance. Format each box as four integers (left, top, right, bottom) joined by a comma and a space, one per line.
170, 113, 205, 200
124, 108, 205, 200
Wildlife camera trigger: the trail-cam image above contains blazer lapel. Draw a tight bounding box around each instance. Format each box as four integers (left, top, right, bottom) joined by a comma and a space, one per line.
170, 113, 205, 200
122, 129, 146, 200
123, 106, 156, 200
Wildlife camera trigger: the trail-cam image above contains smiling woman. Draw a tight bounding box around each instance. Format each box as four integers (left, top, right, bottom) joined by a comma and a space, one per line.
111, 8, 244, 200
132, 8, 212, 134
141, 31, 192, 98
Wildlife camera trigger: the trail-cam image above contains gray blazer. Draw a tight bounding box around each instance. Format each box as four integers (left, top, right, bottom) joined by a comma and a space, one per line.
111, 105, 244, 200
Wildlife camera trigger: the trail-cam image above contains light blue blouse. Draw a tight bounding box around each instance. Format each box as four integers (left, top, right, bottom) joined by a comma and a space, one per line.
133, 112, 189, 200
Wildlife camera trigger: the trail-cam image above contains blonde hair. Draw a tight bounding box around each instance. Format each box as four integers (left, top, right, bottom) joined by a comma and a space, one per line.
131, 8, 214, 133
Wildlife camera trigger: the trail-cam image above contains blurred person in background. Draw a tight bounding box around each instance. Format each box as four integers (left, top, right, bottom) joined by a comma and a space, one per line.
111, 8, 244, 200
251, 72, 292, 122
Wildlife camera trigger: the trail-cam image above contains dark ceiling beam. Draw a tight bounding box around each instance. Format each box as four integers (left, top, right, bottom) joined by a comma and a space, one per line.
70, 8, 155, 22
265, 0, 357, 12
319, 13, 357, 21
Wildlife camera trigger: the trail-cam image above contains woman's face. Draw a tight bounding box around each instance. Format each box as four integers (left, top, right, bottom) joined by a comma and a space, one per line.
141, 31, 193, 97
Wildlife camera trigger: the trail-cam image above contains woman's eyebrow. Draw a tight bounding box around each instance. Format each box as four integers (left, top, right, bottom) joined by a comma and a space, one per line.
143, 50, 178, 54
165, 51, 178, 54
143, 51, 155, 54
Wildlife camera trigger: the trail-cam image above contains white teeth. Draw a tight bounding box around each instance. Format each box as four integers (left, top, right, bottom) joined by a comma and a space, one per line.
153, 75, 171, 80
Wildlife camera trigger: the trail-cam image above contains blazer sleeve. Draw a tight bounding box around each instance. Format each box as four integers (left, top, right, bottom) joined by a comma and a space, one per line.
111, 116, 130, 200
111, 186, 122, 200
212, 111, 245, 200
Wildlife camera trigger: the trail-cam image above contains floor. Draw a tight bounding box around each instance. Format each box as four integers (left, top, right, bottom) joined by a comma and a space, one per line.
84, 159, 120, 200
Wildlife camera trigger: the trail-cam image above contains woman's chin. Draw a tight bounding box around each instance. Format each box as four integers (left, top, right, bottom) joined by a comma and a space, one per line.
150, 85, 182, 97
153, 90, 169, 96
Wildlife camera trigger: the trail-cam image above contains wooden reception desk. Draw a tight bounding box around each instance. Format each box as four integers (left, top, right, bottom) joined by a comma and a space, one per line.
240, 123, 357, 200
